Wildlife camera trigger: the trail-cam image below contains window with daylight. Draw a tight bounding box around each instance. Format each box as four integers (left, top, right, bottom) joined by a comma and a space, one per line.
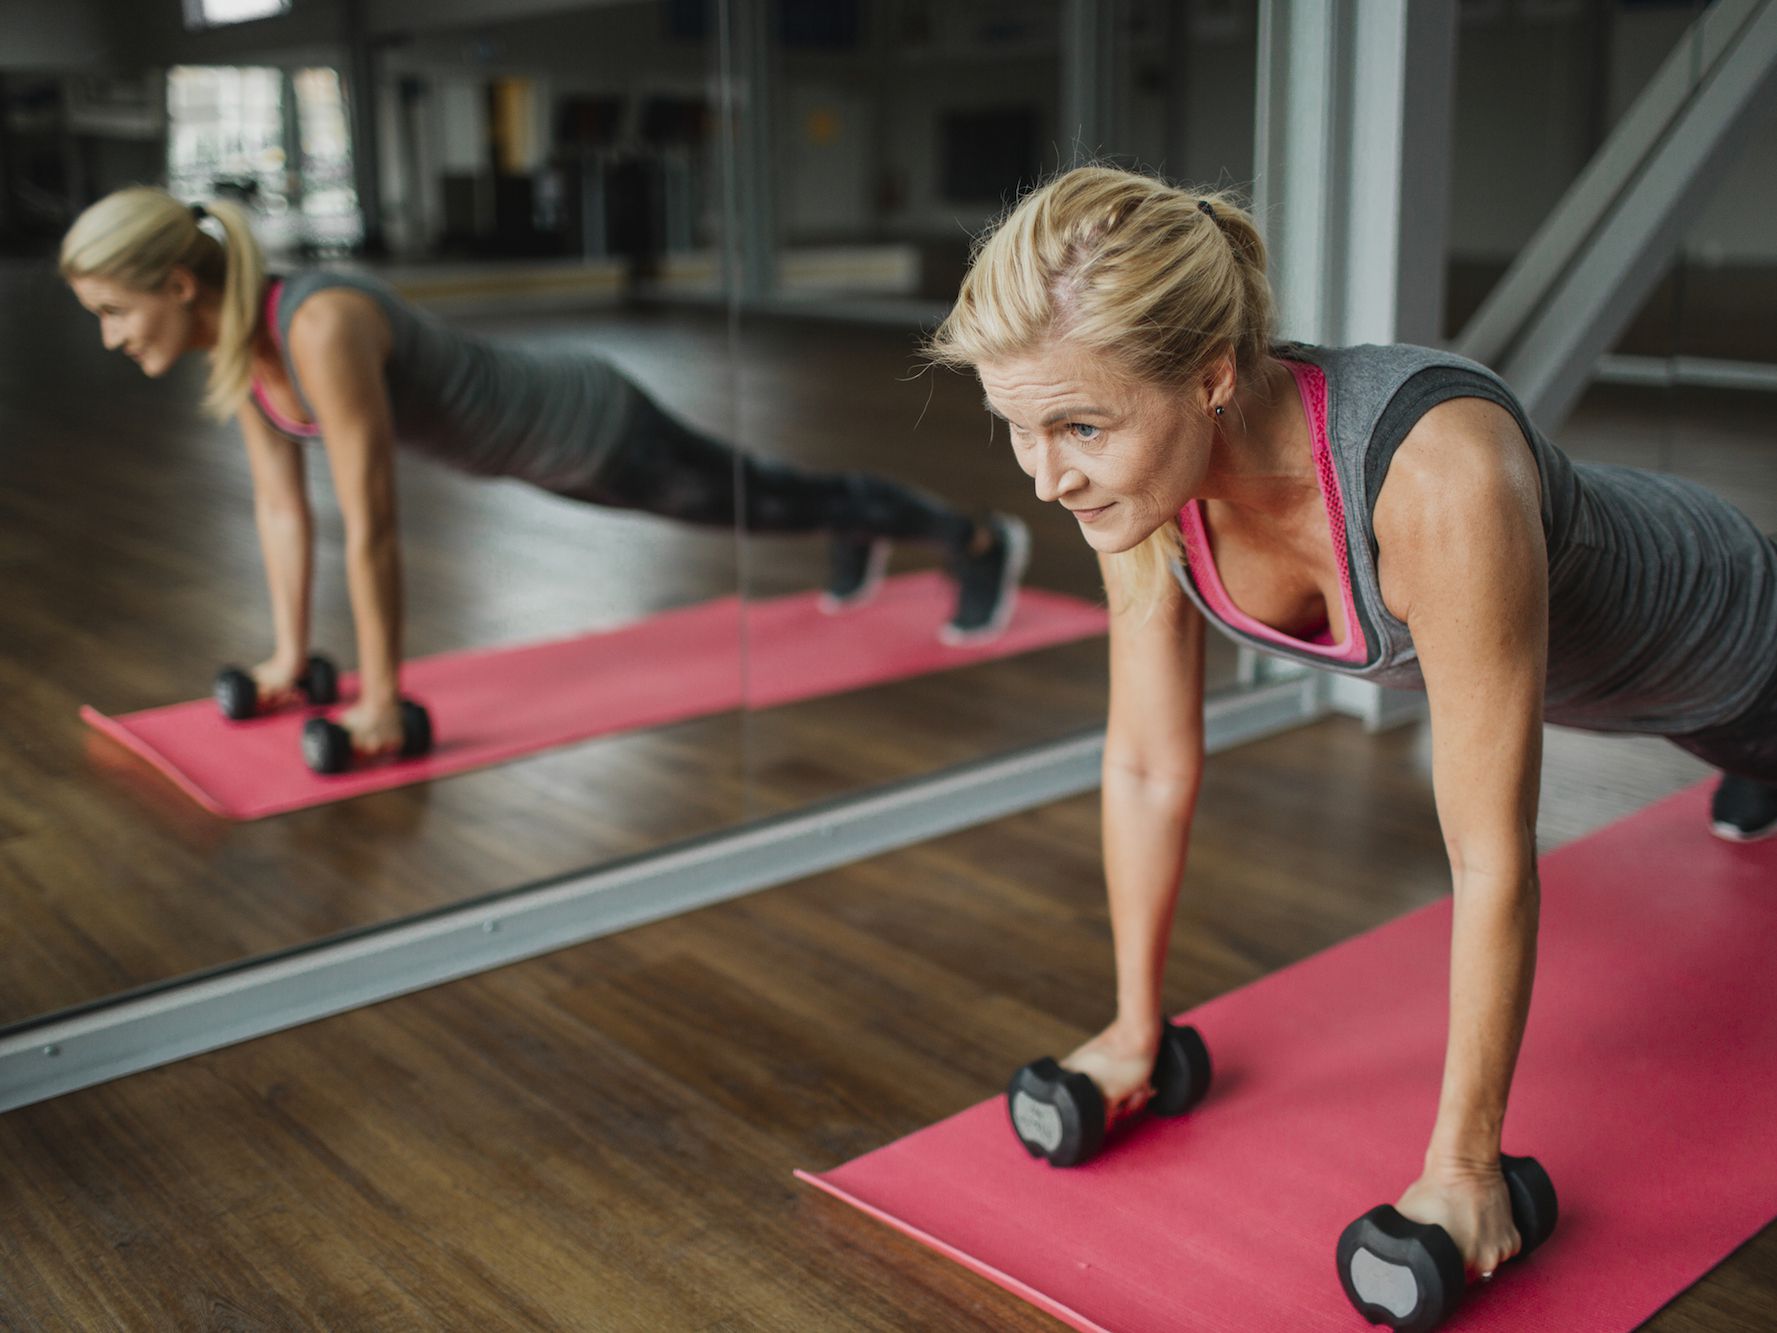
183, 0, 291, 31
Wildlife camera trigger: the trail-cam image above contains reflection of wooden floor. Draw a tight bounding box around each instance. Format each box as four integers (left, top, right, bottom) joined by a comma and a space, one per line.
2, 717, 1767, 1329
0, 279, 1131, 1021
3, 277, 760, 1022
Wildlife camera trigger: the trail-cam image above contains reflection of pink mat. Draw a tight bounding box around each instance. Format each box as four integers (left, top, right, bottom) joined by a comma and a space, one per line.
799, 786, 1777, 1332
82, 572, 1106, 821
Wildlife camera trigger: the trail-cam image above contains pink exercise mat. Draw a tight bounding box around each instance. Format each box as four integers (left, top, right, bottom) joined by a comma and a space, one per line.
81, 572, 1107, 821
799, 784, 1777, 1332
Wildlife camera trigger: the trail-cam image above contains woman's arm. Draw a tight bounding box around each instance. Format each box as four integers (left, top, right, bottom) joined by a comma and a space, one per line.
237, 399, 314, 682
286, 291, 403, 742
1065, 555, 1207, 1107
1373, 396, 1549, 1275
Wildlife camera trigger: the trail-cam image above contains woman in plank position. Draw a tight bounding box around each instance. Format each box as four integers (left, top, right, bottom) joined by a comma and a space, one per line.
61, 187, 1027, 758
928, 166, 1776, 1278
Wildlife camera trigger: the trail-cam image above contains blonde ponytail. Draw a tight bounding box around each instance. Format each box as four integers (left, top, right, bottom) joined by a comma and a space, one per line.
60, 186, 266, 420
925, 165, 1277, 620
1106, 523, 1186, 618
199, 198, 266, 420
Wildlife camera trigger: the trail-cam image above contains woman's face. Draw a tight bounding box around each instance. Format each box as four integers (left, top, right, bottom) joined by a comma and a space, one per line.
68, 270, 199, 379
979, 341, 1213, 555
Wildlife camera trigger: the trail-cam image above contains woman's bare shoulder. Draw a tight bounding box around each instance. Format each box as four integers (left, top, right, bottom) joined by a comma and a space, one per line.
286, 284, 392, 367
1372, 397, 1543, 621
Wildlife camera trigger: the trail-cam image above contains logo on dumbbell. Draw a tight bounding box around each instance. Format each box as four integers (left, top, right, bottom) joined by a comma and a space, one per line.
1005, 1024, 1212, 1168
1335, 1154, 1557, 1331
1009, 1090, 1064, 1154
1348, 1248, 1420, 1322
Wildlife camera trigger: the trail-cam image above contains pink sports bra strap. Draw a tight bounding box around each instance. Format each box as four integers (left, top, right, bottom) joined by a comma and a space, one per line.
249, 278, 321, 438
1175, 360, 1367, 664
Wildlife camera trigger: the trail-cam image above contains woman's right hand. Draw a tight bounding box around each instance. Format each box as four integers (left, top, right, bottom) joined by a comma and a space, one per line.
249, 656, 308, 712
1061, 1017, 1163, 1124
337, 697, 407, 758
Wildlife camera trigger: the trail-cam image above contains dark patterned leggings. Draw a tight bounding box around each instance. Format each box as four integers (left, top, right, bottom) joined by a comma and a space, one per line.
1669, 682, 1777, 782
1668, 533, 1777, 782
556, 389, 975, 552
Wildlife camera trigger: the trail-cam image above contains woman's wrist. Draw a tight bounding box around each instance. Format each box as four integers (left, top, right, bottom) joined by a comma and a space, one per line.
1420, 1148, 1505, 1188
1425, 1114, 1505, 1175
356, 674, 401, 709
1108, 1008, 1165, 1049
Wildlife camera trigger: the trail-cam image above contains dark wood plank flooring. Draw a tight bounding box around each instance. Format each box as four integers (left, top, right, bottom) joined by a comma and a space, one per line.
0, 716, 1769, 1330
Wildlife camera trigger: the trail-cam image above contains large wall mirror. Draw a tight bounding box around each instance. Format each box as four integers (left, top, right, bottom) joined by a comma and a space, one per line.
0, 0, 749, 1028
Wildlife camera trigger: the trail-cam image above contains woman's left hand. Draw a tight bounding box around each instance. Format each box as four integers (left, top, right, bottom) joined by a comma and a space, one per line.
1393, 1162, 1520, 1280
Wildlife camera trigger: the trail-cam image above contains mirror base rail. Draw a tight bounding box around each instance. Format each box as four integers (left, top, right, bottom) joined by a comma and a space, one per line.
0, 675, 1329, 1114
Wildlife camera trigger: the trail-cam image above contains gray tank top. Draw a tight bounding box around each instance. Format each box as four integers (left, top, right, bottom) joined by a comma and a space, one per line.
1170, 342, 1777, 735
251, 269, 641, 493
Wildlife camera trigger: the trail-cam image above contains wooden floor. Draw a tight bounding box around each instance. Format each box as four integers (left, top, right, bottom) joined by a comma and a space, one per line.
2, 262, 1774, 1328
1, 719, 1770, 1330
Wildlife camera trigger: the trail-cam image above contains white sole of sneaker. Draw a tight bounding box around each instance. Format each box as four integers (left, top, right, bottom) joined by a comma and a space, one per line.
818, 539, 891, 615
939, 514, 1031, 647
1709, 818, 1777, 843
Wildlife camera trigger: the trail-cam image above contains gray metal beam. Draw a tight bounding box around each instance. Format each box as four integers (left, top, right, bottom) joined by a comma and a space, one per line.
718, 0, 777, 304
1595, 354, 1777, 395
0, 678, 1329, 1113
1456, 0, 1766, 370
342, 0, 386, 253
1501, 1, 1777, 427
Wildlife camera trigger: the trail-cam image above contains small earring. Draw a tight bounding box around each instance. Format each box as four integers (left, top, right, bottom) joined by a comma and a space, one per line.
1214, 405, 1224, 417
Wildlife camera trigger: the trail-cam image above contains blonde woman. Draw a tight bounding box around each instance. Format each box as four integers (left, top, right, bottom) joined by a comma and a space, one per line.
61, 187, 1028, 758
929, 167, 1776, 1280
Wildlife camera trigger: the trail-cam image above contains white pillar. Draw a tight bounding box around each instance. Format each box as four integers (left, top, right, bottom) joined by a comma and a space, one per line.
1255, 0, 1454, 346
1252, 0, 1456, 730
1061, 0, 1120, 163
1343, 0, 1455, 347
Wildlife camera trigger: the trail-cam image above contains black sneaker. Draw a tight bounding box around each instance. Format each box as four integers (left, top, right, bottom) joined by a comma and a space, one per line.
1709, 774, 1777, 842
940, 513, 1030, 645
819, 535, 890, 613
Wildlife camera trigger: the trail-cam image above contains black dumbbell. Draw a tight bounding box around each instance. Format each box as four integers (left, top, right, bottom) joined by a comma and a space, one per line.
301, 699, 433, 775
1336, 1154, 1558, 1332
1005, 1022, 1212, 1167
214, 653, 340, 721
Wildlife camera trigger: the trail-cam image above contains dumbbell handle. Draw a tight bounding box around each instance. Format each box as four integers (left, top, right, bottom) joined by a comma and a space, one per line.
1384, 1155, 1556, 1260
1057, 1022, 1210, 1135
1498, 1153, 1557, 1256
1337, 1155, 1557, 1331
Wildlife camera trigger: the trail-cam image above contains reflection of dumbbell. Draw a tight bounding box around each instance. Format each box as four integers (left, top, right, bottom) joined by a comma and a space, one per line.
1336, 1154, 1558, 1332
214, 654, 339, 721
301, 699, 433, 775
1006, 1022, 1212, 1167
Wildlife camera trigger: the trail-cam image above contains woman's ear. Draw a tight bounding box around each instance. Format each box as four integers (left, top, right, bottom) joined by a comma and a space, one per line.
163, 265, 198, 308
1203, 351, 1238, 415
